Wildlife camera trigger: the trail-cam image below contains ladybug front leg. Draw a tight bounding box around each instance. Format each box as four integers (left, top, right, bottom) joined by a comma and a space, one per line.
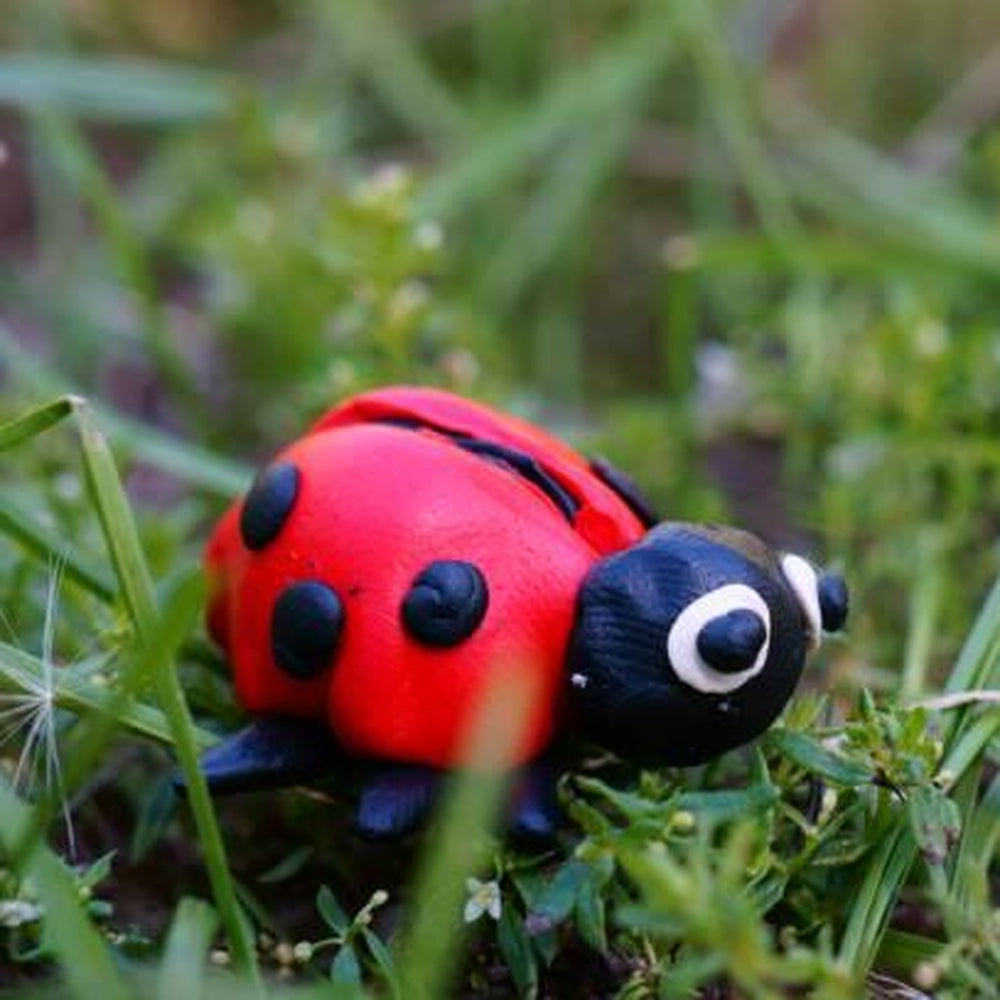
175, 716, 345, 795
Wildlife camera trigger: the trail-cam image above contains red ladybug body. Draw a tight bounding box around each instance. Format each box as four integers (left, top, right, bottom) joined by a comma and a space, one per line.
205, 388, 645, 770
196, 386, 848, 838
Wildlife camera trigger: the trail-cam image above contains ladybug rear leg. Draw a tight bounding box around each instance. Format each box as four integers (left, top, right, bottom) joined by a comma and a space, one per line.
355, 766, 440, 839
507, 758, 562, 844
355, 761, 564, 841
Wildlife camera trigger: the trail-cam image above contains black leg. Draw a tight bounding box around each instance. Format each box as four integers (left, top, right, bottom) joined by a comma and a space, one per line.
174, 716, 343, 795
355, 765, 440, 839
508, 759, 563, 844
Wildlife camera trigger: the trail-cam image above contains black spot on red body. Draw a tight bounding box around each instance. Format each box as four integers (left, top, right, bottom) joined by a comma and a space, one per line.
401, 560, 488, 647
240, 462, 300, 551
271, 580, 344, 679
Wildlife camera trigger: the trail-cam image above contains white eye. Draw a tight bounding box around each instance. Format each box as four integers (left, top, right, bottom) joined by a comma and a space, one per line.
666, 584, 771, 694
781, 553, 822, 648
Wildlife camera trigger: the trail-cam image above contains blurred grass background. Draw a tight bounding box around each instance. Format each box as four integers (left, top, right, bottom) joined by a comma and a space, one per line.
0, 0, 999, 996
3, 0, 1000, 676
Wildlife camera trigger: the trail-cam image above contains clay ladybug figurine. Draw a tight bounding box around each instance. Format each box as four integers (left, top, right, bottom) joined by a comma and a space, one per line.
190, 386, 848, 838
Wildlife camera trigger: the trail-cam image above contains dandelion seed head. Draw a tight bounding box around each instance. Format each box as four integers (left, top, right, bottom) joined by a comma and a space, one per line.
0, 900, 42, 928
0, 557, 76, 857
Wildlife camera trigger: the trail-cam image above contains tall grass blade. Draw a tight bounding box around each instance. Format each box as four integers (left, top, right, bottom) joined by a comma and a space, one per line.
944, 573, 1000, 696
939, 712, 1000, 788
778, 106, 1000, 278
0, 332, 251, 496
951, 772, 1000, 911
129, 572, 260, 986
32, 112, 196, 407
838, 821, 915, 972
0, 54, 232, 122
0, 395, 257, 980
0, 782, 130, 1000
394, 669, 540, 999
421, 2, 673, 220
72, 397, 159, 640
0, 396, 73, 451
0, 496, 117, 602
157, 897, 220, 1000
673, 0, 803, 256
481, 109, 644, 312
0, 640, 217, 749
315, 0, 468, 143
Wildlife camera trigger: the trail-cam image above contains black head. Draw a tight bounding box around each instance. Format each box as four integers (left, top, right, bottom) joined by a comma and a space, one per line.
567, 523, 847, 765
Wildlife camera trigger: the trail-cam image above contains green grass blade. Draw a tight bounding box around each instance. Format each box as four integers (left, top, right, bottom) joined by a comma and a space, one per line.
686, 229, 949, 279
939, 572, 1000, 754
900, 534, 945, 700
951, 772, 1000, 911
838, 820, 915, 972
0, 496, 117, 602
0, 396, 73, 451
0, 332, 251, 496
939, 712, 1000, 788
672, 0, 803, 256
393, 768, 508, 999
0, 396, 257, 981
0, 783, 131, 1000
0, 640, 217, 750
72, 397, 159, 641
32, 112, 197, 407
944, 573, 1000, 696
421, 3, 673, 220
779, 107, 1000, 279
157, 897, 220, 1000
481, 108, 644, 312
0, 54, 232, 122
394, 672, 538, 999
877, 929, 944, 979
315, 0, 468, 143
139, 573, 261, 987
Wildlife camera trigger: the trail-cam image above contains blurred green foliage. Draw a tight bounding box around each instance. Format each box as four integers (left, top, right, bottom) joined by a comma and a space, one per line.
0, 0, 999, 996
2, 0, 999, 673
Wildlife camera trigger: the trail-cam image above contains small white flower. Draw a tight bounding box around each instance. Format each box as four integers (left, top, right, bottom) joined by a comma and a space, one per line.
463, 877, 501, 924
386, 281, 429, 324
236, 199, 275, 245
352, 164, 410, 207
414, 221, 443, 251
0, 900, 42, 928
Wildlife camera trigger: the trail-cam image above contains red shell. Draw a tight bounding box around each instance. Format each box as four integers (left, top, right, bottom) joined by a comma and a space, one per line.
205, 387, 646, 768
